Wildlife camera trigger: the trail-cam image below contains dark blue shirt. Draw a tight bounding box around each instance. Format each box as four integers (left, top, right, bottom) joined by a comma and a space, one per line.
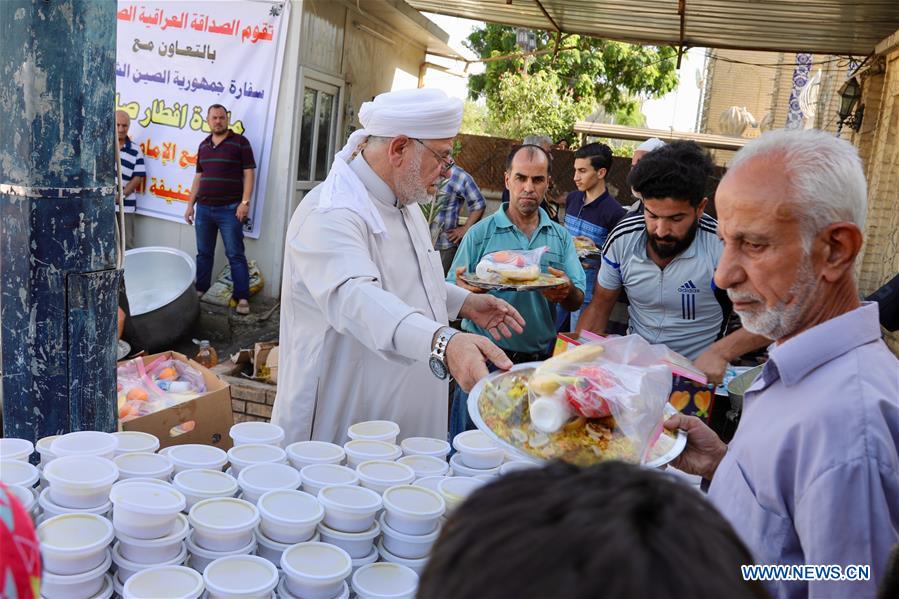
564, 190, 626, 268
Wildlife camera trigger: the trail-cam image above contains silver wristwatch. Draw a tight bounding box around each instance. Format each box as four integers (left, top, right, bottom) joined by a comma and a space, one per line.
429, 326, 459, 380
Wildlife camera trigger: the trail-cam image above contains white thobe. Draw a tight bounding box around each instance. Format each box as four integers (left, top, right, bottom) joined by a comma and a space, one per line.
272, 155, 470, 445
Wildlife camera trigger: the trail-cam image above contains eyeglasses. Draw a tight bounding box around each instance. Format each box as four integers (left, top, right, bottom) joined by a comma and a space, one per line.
412, 138, 454, 175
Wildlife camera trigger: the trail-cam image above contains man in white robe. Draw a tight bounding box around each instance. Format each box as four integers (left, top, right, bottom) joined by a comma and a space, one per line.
273, 89, 525, 445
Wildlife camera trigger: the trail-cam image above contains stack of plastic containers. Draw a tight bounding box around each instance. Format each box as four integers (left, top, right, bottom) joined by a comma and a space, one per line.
187, 497, 260, 572
37, 512, 115, 598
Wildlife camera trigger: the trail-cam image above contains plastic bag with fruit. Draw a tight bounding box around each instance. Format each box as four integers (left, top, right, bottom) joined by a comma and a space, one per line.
116, 355, 206, 424
527, 335, 673, 463
475, 247, 548, 282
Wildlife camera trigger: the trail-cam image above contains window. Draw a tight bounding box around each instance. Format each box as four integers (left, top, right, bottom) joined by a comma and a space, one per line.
297, 80, 340, 183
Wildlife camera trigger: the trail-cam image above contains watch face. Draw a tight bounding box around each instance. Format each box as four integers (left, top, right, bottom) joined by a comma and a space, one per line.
429, 356, 448, 380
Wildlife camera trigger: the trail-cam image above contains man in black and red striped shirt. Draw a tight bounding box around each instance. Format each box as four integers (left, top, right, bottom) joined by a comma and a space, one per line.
184, 104, 256, 314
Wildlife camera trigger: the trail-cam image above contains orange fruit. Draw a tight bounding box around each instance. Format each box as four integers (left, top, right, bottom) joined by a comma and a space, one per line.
126, 388, 149, 402
669, 391, 690, 412
158, 367, 177, 380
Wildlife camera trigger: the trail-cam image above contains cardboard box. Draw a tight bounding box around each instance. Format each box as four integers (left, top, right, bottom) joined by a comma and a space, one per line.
121, 351, 235, 451
230, 342, 278, 384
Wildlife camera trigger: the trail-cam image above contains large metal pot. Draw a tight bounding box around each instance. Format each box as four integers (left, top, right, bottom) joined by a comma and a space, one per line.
124, 247, 199, 351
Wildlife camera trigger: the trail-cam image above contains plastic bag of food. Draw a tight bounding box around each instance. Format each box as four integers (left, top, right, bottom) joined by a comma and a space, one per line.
528, 335, 673, 462
116, 355, 206, 423
475, 247, 548, 282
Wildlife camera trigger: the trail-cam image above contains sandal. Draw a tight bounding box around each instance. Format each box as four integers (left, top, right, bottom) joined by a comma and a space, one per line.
235, 300, 250, 315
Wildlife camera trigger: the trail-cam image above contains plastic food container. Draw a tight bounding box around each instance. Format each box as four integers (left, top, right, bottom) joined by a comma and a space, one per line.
112, 431, 160, 455
412, 476, 446, 493
51, 431, 118, 460
376, 541, 428, 576
300, 463, 359, 497
185, 530, 256, 573
317, 519, 381, 558
6, 484, 35, 514
36, 435, 59, 467
257, 489, 323, 543
449, 453, 502, 478
378, 512, 440, 560
280, 542, 352, 599
317, 485, 383, 533
123, 565, 205, 599
230, 422, 285, 447
347, 420, 400, 444
381, 485, 445, 536
227, 443, 288, 475
437, 477, 486, 513
117, 513, 190, 564
452, 430, 504, 469
352, 562, 419, 599
278, 578, 348, 599
114, 452, 174, 481
38, 487, 111, 520
255, 526, 320, 569
0, 459, 39, 488
351, 544, 379, 575
237, 462, 301, 504
355, 461, 416, 494
499, 460, 540, 475
112, 539, 188, 582
343, 440, 402, 468
172, 468, 238, 510
203, 554, 279, 599
166, 444, 228, 474
188, 497, 260, 551
400, 437, 450, 459
110, 480, 186, 539
92, 573, 115, 599
286, 441, 346, 469
37, 513, 114, 574
43, 455, 119, 508
40, 549, 111, 599
0, 438, 34, 461
396, 455, 449, 479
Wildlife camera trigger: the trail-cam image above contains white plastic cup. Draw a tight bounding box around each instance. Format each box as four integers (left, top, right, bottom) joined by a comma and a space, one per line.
437, 477, 486, 513
38, 487, 111, 520
117, 513, 190, 564
412, 476, 447, 493
237, 462, 301, 504
112, 431, 161, 455
448, 453, 502, 478
352, 562, 419, 599
376, 541, 429, 576
43, 455, 118, 508
229, 422, 285, 447
172, 468, 238, 510
278, 578, 348, 599
400, 437, 450, 459
188, 497, 260, 551
300, 463, 359, 497
112, 539, 188, 582
355, 461, 416, 495
317, 485, 382, 533
281, 542, 352, 599
36, 435, 60, 467
351, 545, 379, 576
37, 513, 114, 575
166, 444, 228, 474
203, 554, 279, 599
381, 485, 445, 536
452, 430, 504, 470
5, 484, 36, 514
0, 459, 39, 488
343, 440, 402, 468
185, 530, 256, 573
123, 565, 205, 599
347, 420, 400, 444
397, 455, 449, 479
378, 512, 441, 560
51, 431, 117, 460
257, 489, 323, 543
286, 441, 346, 469
40, 549, 111, 599
110, 480, 186, 539
317, 519, 380, 558
227, 443, 287, 475
114, 452, 174, 481
0, 438, 34, 461
255, 526, 320, 569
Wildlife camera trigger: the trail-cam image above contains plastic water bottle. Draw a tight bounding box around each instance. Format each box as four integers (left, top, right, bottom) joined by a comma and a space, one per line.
193, 339, 218, 368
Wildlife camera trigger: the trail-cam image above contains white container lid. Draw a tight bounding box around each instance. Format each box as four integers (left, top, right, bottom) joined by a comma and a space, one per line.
347, 421, 400, 442
287, 441, 345, 463
356, 461, 415, 485
382, 485, 445, 519
400, 437, 450, 458
378, 512, 442, 544
123, 565, 204, 599
110, 480, 186, 515
228, 443, 287, 465
0, 438, 34, 461
449, 453, 502, 477
352, 562, 419, 599
38, 487, 111, 515
204, 554, 279, 596
318, 518, 380, 541
499, 460, 540, 475
36, 435, 59, 456
51, 431, 117, 458
37, 513, 114, 553
256, 526, 320, 551
0, 459, 39, 488
317, 485, 382, 513
167, 444, 227, 469
189, 497, 259, 532
377, 540, 428, 567
437, 477, 486, 503
238, 462, 301, 492
186, 530, 257, 559
343, 440, 402, 460
301, 464, 358, 488
173, 468, 238, 496
412, 476, 446, 493
116, 513, 190, 546
452, 430, 500, 454
281, 542, 352, 581
114, 452, 173, 478
230, 422, 285, 445
257, 489, 322, 525
112, 539, 187, 572
397, 455, 449, 477
42, 548, 113, 585
112, 432, 160, 454
43, 455, 119, 488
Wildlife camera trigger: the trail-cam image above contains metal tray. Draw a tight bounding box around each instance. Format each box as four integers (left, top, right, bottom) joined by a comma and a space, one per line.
459, 272, 567, 292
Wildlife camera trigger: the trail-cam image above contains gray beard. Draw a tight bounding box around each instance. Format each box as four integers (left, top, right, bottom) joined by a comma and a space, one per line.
729, 257, 818, 340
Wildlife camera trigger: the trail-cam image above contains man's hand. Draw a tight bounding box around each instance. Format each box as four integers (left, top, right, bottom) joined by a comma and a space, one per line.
236, 202, 250, 223
459, 294, 525, 341
541, 267, 572, 303
454, 266, 486, 294
445, 332, 513, 392
663, 414, 727, 479
184, 203, 195, 225
693, 347, 729, 387
445, 227, 466, 244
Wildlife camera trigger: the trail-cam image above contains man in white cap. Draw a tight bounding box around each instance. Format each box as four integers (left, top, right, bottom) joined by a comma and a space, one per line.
627, 137, 666, 212
272, 89, 525, 445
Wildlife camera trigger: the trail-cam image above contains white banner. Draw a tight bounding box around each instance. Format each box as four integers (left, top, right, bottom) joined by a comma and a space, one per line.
115, 0, 289, 238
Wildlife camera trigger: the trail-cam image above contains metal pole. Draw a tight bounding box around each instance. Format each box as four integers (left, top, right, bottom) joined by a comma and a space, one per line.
1, 0, 119, 442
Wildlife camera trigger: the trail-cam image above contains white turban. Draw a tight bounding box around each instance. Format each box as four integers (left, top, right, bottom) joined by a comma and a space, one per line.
315, 89, 463, 237
636, 137, 666, 153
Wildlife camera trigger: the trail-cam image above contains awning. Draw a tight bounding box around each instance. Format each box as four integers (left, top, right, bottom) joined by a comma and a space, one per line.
408, 0, 899, 56
351, 0, 468, 60
574, 122, 747, 151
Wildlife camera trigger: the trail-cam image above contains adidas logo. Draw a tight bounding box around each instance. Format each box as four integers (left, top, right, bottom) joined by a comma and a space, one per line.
677, 280, 700, 294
